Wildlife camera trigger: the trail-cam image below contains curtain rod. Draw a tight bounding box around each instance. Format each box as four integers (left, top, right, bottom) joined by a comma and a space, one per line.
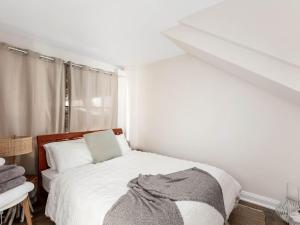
7, 46, 114, 75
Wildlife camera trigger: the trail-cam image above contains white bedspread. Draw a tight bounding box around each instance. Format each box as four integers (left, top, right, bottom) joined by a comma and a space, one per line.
46, 151, 241, 225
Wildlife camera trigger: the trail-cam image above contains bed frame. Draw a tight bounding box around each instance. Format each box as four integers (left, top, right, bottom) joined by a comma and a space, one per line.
36, 128, 123, 199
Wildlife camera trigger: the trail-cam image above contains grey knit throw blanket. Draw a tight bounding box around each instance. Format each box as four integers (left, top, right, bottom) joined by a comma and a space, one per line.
103, 167, 226, 225
0, 165, 26, 194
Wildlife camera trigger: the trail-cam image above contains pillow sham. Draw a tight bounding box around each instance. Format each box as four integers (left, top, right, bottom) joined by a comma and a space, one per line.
44, 144, 57, 170
44, 139, 93, 173
116, 134, 131, 155
84, 130, 122, 163
0, 158, 5, 166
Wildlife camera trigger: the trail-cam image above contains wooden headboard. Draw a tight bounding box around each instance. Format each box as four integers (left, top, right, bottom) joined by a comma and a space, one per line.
36, 128, 123, 196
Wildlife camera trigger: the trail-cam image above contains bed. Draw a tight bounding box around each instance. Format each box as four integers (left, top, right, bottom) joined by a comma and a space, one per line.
37, 129, 241, 225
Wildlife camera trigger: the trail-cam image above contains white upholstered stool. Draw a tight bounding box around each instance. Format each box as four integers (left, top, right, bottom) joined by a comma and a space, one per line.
0, 182, 34, 225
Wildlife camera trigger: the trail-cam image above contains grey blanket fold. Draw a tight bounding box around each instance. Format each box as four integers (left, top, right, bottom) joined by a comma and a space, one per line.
0, 165, 16, 173
0, 165, 25, 183
103, 167, 226, 225
0, 176, 26, 194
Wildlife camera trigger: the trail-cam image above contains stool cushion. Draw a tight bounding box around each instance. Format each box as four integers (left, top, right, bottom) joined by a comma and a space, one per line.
0, 182, 34, 209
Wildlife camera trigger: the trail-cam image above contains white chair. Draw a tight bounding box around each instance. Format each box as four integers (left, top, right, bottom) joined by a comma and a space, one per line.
0, 182, 34, 225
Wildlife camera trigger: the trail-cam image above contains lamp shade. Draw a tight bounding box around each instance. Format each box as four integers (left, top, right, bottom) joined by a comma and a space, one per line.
0, 136, 32, 157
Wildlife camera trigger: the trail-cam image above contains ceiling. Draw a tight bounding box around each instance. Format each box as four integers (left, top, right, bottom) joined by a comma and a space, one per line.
0, 0, 221, 67
182, 0, 300, 67
164, 0, 300, 104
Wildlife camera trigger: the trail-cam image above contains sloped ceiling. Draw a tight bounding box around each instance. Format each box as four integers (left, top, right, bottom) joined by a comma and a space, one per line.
0, 0, 221, 67
164, 0, 300, 104
182, 0, 300, 67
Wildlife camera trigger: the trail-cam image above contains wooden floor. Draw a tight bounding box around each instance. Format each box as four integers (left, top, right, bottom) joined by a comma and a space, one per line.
12, 200, 286, 225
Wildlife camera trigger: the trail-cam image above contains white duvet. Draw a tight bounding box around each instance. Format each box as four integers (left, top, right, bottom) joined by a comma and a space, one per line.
46, 151, 241, 225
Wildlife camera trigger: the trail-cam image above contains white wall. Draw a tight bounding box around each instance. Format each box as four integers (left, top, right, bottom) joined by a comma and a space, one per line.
127, 54, 300, 201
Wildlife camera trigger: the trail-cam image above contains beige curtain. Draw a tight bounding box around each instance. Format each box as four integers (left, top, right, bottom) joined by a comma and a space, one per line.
0, 42, 65, 174
69, 65, 118, 132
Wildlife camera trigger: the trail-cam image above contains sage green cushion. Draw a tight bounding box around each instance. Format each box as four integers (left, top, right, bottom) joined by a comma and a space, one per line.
84, 130, 122, 163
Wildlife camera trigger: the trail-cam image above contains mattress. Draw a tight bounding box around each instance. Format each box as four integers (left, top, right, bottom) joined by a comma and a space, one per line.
46, 151, 241, 225
41, 169, 59, 192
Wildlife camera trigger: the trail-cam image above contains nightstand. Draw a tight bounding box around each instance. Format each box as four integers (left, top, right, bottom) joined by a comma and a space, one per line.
25, 175, 37, 186
290, 209, 300, 225
26, 175, 38, 204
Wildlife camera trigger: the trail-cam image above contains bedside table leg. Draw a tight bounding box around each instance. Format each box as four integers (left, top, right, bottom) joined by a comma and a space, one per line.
28, 197, 34, 213
20, 206, 25, 223
21, 197, 32, 225
8, 207, 16, 225
4, 208, 12, 224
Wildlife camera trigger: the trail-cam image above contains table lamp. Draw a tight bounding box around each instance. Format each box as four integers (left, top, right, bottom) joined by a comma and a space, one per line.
0, 136, 33, 164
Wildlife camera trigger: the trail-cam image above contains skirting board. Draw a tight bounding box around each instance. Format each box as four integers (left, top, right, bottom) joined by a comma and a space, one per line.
240, 191, 281, 210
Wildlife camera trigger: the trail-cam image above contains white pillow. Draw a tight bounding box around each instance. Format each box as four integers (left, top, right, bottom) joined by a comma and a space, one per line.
44, 145, 57, 170
0, 158, 5, 166
116, 134, 131, 155
44, 139, 93, 173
